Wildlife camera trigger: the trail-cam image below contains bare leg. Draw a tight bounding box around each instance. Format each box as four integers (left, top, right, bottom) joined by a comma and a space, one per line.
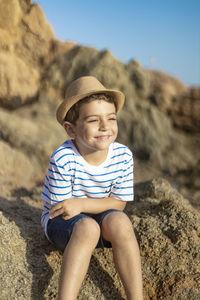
101, 212, 143, 300
58, 218, 100, 300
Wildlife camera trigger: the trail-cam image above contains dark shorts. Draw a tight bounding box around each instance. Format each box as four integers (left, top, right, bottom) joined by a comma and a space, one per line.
47, 209, 121, 251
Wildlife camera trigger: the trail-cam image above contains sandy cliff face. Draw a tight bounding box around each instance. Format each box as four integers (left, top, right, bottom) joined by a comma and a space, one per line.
0, 0, 75, 109
0, 0, 52, 108
0, 1, 200, 299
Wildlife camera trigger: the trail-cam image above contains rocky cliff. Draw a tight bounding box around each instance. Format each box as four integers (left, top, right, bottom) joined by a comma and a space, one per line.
0, 1, 200, 299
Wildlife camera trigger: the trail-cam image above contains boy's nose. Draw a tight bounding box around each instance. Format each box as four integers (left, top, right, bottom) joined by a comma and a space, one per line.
99, 119, 108, 130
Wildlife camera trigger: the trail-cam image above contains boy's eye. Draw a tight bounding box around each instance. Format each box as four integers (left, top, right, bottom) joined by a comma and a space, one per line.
87, 119, 98, 123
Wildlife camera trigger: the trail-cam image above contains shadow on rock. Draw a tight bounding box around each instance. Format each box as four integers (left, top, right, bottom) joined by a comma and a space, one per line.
87, 255, 125, 300
0, 188, 55, 300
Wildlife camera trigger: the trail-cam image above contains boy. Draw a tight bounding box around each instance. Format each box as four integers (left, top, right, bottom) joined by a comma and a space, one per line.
41, 76, 143, 300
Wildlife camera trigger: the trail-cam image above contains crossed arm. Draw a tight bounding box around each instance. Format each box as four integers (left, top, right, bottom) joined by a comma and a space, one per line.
49, 197, 126, 220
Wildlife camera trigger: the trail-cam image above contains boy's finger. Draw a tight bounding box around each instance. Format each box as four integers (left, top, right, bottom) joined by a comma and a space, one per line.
62, 215, 70, 220
62, 214, 73, 220
49, 207, 64, 219
50, 202, 63, 212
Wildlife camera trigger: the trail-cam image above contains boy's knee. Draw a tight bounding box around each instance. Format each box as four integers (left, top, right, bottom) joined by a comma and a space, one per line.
73, 217, 100, 243
102, 211, 133, 242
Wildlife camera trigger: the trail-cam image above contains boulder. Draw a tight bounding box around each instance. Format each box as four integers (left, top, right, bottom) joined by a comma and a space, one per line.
0, 178, 199, 299
130, 178, 200, 299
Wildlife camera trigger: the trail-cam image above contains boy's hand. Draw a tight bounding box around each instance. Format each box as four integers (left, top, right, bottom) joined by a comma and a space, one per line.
49, 198, 82, 220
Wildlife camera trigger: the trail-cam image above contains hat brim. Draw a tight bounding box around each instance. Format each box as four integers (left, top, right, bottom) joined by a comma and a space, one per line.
56, 89, 125, 125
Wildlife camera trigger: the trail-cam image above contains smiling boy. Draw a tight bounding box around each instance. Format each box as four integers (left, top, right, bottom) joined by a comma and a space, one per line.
41, 76, 143, 300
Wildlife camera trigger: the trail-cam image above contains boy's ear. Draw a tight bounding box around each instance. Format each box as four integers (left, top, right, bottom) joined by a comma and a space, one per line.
63, 121, 76, 138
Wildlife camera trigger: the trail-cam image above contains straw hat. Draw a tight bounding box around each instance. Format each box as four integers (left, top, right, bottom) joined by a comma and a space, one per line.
56, 76, 125, 125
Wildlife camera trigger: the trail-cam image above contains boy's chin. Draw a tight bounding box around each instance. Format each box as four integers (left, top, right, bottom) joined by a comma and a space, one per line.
95, 141, 113, 150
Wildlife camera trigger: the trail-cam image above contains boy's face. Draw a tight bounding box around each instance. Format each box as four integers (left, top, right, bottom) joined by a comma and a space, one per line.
64, 100, 118, 156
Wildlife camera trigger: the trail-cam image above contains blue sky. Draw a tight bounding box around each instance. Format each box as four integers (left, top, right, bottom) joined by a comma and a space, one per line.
33, 0, 200, 86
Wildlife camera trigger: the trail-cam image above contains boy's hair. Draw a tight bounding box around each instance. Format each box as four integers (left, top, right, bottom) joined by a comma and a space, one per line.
64, 93, 117, 124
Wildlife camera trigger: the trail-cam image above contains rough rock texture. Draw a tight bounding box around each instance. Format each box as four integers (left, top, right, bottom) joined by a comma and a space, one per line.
0, 178, 199, 299
130, 178, 200, 300
0, 211, 32, 300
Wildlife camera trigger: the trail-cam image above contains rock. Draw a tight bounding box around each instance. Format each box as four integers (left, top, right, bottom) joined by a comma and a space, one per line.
18, 0, 32, 12
0, 52, 39, 108
0, 1, 48, 108
126, 59, 150, 98
147, 70, 200, 132
0, 107, 66, 186
172, 87, 200, 132
0, 0, 22, 31
22, 3, 54, 42
0, 211, 32, 299
0, 0, 75, 110
129, 178, 200, 299
0, 0, 60, 109
39, 46, 137, 110
0, 140, 40, 187
117, 102, 195, 173
20, 3, 55, 65
0, 178, 199, 299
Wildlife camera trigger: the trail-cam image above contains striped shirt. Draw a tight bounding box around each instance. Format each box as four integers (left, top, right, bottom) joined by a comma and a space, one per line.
41, 139, 134, 236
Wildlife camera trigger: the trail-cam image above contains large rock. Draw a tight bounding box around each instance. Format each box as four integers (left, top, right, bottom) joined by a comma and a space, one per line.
0, 0, 75, 109
131, 178, 200, 299
0, 1, 53, 108
0, 178, 199, 299
147, 70, 200, 132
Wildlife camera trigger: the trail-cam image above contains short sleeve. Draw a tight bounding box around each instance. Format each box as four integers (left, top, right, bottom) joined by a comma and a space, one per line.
110, 153, 134, 201
42, 157, 72, 205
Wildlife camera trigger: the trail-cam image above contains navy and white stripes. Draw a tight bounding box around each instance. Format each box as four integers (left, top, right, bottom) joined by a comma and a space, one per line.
41, 140, 134, 235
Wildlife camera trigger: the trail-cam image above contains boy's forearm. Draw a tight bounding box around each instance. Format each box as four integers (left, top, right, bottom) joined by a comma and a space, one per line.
81, 197, 126, 214
49, 196, 126, 220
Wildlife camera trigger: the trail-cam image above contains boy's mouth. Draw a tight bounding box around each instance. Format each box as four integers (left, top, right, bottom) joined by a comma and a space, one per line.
95, 135, 111, 141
